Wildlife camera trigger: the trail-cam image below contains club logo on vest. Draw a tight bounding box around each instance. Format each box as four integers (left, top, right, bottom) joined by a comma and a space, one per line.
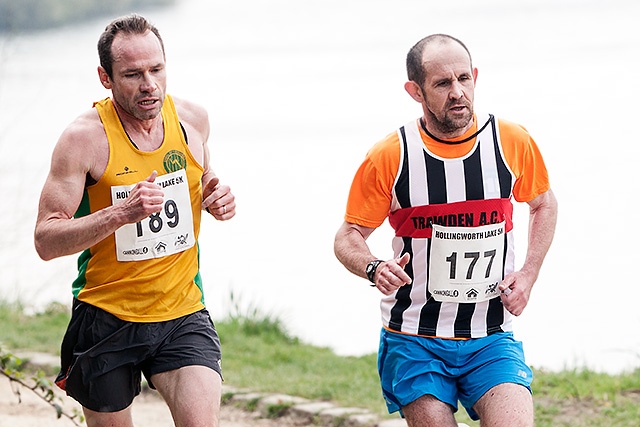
163, 150, 187, 173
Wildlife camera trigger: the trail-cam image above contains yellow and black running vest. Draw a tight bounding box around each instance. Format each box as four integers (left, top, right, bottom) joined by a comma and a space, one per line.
72, 95, 205, 322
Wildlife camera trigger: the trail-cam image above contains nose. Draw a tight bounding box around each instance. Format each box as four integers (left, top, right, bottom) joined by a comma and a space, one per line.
140, 72, 155, 92
449, 81, 465, 99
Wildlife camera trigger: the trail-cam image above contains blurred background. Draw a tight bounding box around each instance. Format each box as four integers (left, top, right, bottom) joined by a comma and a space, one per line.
1, 0, 638, 374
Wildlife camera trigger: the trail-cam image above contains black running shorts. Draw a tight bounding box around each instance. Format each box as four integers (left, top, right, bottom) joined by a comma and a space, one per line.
55, 299, 223, 412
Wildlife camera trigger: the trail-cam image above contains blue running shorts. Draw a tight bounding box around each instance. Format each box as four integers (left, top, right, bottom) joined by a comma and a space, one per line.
377, 328, 532, 420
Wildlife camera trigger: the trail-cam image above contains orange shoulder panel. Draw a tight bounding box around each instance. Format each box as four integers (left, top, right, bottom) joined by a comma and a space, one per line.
497, 118, 550, 203
344, 130, 401, 228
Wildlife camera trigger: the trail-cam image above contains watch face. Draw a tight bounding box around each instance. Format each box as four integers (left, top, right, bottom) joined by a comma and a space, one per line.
366, 260, 381, 282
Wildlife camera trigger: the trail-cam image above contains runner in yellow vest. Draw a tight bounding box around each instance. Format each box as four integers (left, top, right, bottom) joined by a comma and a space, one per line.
34, 14, 235, 427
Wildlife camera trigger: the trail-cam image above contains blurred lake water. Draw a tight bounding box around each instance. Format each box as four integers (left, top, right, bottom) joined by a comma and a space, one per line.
1, 0, 638, 373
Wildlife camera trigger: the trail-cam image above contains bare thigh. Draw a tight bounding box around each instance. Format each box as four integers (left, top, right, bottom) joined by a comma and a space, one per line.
83, 406, 135, 427
151, 365, 222, 427
402, 394, 459, 427
472, 383, 534, 427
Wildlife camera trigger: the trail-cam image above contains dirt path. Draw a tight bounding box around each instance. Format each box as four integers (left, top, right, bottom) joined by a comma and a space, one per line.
0, 377, 313, 427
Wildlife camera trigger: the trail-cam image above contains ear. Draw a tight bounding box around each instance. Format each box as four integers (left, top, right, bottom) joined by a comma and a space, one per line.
404, 81, 424, 103
472, 67, 478, 84
98, 66, 112, 89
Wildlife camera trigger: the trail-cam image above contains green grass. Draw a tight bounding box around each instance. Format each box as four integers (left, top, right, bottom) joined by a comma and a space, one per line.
0, 301, 69, 353
1, 300, 639, 426
216, 314, 388, 415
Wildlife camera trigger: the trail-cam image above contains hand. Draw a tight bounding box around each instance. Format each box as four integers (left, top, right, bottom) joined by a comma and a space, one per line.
373, 253, 412, 295
202, 176, 236, 220
499, 270, 535, 316
119, 171, 164, 223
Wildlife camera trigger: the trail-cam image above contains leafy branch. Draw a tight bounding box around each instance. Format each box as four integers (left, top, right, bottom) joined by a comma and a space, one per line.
0, 345, 84, 426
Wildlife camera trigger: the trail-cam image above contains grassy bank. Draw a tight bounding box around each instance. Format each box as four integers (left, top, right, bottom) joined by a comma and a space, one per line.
1, 301, 639, 426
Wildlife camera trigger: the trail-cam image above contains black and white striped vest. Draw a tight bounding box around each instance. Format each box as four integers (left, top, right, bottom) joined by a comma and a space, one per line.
383, 113, 517, 338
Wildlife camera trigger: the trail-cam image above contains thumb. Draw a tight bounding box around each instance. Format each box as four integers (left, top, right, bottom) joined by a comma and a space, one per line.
146, 170, 158, 183
499, 275, 515, 291
397, 252, 411, 268
204, 176, 220, 192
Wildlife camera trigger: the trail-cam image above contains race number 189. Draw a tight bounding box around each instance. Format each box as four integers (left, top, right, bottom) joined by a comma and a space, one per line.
135, 199, 180, 237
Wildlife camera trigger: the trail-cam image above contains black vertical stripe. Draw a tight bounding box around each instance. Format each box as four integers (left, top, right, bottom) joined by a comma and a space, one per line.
486, 232, 509, 333
463, 146, 485, 200
418, 236, 440, 336
454, 304, 475, 338
486, 297, 505, 334
490, 117, 513, 198
395, 127, 412, 209
390, 128, 413, 331
388, 236, 414, 331
424, 153, 447, 204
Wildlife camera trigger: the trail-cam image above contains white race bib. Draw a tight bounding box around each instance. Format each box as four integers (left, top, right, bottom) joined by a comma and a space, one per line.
428, 222, 505, 303
111, 169, 195, 262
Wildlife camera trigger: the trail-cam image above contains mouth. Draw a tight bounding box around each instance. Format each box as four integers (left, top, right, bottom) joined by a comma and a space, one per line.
138, 98, 159, 108
449, 105, 468, 113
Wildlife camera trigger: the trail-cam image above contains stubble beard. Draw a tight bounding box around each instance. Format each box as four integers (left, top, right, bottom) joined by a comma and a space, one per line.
426, 104, 474, 136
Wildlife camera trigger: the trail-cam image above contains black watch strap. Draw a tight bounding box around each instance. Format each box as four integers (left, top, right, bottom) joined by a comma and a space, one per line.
366, 260, 383, 284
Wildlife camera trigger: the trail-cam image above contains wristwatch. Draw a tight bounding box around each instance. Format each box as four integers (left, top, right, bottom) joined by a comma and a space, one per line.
366, 260, 384, 285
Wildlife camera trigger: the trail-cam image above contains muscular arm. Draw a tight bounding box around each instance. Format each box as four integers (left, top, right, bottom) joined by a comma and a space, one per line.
500, 188, 558, 315
334, 221, 411, 295
173, 97, 235, 220
334, 222, 376, 278
34, 113, 164, 261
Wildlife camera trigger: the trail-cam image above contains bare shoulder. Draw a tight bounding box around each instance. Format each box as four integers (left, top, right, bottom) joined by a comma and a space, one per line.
53, 108, 108, 178
59, 108, 105, 147
171, 96, 210, 168
172, 96, 210, 140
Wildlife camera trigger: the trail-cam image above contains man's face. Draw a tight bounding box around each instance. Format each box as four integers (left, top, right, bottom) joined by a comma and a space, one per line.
419, 42, 477, 136
102, 31, 167, 121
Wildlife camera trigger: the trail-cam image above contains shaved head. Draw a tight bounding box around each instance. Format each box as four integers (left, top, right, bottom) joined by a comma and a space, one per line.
406, 34, 472, 86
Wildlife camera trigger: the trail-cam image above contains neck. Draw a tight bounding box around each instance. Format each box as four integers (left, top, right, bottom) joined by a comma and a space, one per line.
112, 100, 164, 151
113, 100, 159, 133
421, 114, 474, 141
420, 115, 493, 145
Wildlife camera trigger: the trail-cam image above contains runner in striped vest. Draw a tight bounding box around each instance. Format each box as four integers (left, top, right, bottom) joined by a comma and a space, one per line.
335, 34, 558, 427
385, 112, 515, 339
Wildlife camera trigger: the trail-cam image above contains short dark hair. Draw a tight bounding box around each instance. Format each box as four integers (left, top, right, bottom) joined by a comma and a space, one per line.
406, 34, 472, 85
97, 14, 165, 79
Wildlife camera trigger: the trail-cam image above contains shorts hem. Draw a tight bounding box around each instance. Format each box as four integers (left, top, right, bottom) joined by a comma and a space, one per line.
385, 392, 458, 415
146, 358, 223, 388
462, 380, 532, 420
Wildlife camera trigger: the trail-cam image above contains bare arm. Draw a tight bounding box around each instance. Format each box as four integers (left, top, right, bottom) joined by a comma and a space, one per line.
173, 97, 235, 220
34, 114, 164, 260
499, 188, 558, 315
200, 141, 235, 220
334, 221, 411, 295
